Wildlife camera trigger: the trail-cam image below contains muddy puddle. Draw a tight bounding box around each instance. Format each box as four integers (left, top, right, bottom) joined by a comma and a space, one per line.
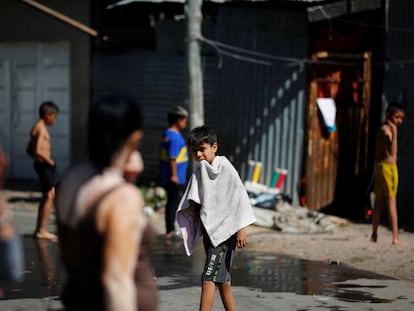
0, 235, 394, 304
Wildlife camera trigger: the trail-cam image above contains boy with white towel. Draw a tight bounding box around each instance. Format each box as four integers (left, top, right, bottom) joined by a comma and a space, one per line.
176, 125, 256, 311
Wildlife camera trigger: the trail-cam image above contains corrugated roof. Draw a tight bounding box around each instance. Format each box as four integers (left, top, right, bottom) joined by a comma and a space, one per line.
107, 0, 330, 9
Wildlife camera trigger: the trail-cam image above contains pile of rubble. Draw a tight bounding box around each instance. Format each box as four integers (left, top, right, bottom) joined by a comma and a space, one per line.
250, 192, 349, 233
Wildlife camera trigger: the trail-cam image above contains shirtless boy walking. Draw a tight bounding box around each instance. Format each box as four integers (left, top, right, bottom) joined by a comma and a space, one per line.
26, 101, 59, 240
371, 103, 405, 245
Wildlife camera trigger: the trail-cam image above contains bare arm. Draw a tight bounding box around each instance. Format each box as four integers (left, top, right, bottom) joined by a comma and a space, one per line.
236, 227, 248, 249
98, 185, 147, 311
382, 123, 394, 143
169, 158, 178, 184
376, 122, 397, 163
185, 200, 201, 218
32, 126, 55, 166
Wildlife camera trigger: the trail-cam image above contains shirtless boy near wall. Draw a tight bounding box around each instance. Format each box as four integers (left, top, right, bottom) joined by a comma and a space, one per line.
371, 102, 405, 245
26, 101, 59, 240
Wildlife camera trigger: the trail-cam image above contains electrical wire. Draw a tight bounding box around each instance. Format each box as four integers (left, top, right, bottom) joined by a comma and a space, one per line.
198, 35, 414, 68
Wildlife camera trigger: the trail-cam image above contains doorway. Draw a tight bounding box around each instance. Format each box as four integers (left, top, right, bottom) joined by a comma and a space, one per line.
303, 51, 372, 216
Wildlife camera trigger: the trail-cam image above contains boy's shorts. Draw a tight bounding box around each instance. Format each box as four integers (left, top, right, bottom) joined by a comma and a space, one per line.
34, 162, 57, 193
374, 162, 398, 198
201, 227, 236, 284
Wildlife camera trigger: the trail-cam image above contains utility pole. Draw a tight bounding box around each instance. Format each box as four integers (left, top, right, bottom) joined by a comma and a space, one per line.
185, 0, 204, 128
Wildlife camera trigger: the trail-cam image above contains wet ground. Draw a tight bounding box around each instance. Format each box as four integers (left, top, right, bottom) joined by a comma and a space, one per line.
1, 197, 414, 310
0, 234, 409, 310
152, 236, 393, 299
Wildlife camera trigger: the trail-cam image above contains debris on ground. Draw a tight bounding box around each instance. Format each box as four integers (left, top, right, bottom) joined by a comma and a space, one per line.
142, 184, 349, 234
249, 192, 350, 233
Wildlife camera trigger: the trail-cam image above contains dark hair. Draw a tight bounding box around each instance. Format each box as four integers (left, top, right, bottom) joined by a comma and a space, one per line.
188, 125, 217, 147
39, 101, 59, 117
168, 106, 188, 125
88, 94, 143, 168
386, 102, 405, 115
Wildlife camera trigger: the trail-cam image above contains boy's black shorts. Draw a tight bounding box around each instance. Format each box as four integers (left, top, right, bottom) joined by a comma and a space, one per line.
201, 227, 237, 284
34, 162, 57, 193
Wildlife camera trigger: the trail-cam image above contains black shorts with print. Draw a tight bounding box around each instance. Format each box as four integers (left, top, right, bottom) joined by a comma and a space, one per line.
201, 226, 237, 284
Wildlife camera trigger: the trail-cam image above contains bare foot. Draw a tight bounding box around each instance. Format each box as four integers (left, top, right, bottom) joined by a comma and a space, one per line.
165, 232, 174, 239
392, 239, 402, 245
34, 231, 58, 241
370, 232, 377, 242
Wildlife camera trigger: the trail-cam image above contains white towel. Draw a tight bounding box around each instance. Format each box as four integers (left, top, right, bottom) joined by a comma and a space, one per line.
177, 156, 256, 256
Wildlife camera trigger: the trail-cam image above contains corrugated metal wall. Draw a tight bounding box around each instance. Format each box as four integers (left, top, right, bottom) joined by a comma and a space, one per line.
92, 49, 217, 183
91, 7, 309, 204
92, 51, 186, 182
208, 7, 308, 203
383, 0, 414, 224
